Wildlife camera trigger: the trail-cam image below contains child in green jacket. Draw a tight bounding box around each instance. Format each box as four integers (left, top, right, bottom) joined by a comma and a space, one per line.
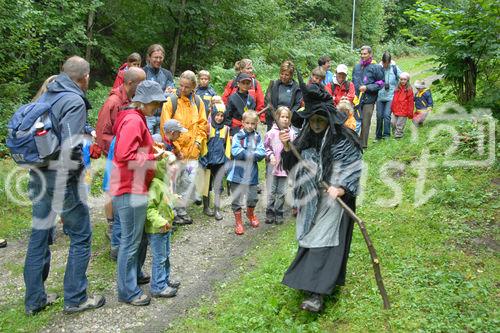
145, 158, 181, 298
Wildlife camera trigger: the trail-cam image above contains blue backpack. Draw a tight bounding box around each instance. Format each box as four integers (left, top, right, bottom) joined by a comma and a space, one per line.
6, 92, 70, 167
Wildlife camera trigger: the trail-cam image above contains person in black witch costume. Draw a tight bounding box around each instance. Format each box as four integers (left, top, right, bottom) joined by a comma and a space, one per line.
279, 69, 363, 313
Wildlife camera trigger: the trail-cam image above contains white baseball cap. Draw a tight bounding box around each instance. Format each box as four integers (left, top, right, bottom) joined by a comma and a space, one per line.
336, 64, 348, 74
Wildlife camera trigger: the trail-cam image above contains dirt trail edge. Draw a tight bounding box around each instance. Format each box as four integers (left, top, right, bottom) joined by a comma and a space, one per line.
38, 195, 278, 332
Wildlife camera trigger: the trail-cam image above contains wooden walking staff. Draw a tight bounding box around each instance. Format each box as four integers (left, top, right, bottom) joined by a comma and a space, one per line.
271, 93, 391, 309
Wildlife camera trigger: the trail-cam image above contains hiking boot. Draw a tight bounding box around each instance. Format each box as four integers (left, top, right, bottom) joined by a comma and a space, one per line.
26, 293, 59, 316
265, 212, 275, 224
152, 286, 177, 298
300, 293, 323, 313
173, 209, 193, 225
168, 279, 181, 288
138, 274, 150, 285
127, 293, 150, 306
246, 207, 260, 228
234, 210, 244, 235
64, 294, 105, 314
214, 206, 223, 221
202, 196, 215, 217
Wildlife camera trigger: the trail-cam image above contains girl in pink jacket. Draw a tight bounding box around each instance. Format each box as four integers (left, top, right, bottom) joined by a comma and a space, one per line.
264, 106, 296, 224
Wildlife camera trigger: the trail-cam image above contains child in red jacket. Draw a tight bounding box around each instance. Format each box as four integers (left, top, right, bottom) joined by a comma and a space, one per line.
112, 52, 142, 89
391, 72, 414, 139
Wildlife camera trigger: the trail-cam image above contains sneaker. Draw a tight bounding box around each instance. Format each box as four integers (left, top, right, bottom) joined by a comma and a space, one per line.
0, 239, 6, 248
300, 293, 323, 313
26, 293, 59, 316
128, 293, 151, 306
64, 295, 105, 314
152, 286, 177, 298
168, 279, 181, 288
275, 216, 284, 225
173, 215, 193, 225
138, 275, 150, 285
265, 216, 275, 224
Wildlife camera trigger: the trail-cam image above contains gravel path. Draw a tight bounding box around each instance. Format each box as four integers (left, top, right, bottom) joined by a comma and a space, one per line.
0, 194, 281, 332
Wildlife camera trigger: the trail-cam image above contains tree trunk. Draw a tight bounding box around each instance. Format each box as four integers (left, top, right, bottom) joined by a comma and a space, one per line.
464, 57, 477, 102
170, 0, 186, 74
85, 9, 95, 62
170, 27, 180, 74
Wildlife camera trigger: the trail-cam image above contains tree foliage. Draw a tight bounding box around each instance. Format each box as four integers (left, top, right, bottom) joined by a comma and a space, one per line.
408, 0, 500, 105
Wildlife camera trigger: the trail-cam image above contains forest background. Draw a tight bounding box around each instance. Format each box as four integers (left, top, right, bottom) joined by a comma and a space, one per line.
0, 0, 498, 152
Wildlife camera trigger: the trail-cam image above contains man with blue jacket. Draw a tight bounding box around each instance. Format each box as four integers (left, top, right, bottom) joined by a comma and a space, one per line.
352, 46, 384, 149
24, 56, 105, 315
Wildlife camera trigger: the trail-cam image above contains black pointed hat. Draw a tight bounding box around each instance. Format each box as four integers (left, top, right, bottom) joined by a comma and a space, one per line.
296, 68, 347, 125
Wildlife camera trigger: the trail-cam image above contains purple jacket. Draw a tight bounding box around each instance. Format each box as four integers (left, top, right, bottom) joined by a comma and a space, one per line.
264, 124, 296, 177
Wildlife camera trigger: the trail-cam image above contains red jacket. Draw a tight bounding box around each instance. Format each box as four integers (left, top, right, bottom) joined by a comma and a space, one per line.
95, 85, 129, 155
391, 86, 414, 118
112, 63, 128, 89
325, 79, 355, 106
222, 76, 265, 121
110, 108, 156, 196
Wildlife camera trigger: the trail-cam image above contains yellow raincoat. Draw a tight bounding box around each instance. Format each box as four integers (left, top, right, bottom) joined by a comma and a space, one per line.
160, 94, 208, 160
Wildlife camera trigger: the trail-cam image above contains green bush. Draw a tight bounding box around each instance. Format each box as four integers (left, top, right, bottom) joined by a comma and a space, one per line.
379, 38, 427, 58
86, 82, 111, 127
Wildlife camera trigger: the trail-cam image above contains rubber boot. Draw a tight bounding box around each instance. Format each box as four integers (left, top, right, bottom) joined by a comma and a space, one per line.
214, 206, 223, 221
234, 210, 244, 235
202, 196, 214, 216
246, 207, 260, 228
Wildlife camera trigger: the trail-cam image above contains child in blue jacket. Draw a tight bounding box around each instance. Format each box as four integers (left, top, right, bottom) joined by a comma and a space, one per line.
195, 70, 218, 117
227, 110, 265, 235
199, 106, 231, 220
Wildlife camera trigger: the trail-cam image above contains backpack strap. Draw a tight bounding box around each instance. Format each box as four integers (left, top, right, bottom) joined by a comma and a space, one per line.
392, 65, 399, 80
170, 93, 201, 119
343, 81, 350, 92
170, 94, 178, 119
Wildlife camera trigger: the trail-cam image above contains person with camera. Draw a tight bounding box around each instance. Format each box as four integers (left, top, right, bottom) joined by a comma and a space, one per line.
376, 51, 401, 141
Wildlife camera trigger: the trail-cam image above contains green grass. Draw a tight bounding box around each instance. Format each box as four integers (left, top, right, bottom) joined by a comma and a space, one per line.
168, 117, 499, 332
0, 210, 117, 332
395, 55, 438, 82
0, 160, 32, 239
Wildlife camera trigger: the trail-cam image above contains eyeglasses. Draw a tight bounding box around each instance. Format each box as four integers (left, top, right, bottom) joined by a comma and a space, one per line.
151, 56, 164, 61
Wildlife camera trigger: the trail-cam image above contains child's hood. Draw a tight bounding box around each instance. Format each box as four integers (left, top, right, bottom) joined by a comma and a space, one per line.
154, 159, 167, 181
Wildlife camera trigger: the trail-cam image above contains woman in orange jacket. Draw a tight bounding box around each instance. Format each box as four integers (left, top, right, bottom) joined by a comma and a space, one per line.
160, 70, 208, 224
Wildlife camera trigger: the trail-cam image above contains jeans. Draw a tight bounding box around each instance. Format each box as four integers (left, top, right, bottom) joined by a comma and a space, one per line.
148, 232, 172, 294
24, 169, 91, 311
110, 202, 147, 276
110, 209, 121, 251
230, 182, 258, 212
113, 194, 148, 302
266, 176, 287, 218
376, 100, 392, 139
